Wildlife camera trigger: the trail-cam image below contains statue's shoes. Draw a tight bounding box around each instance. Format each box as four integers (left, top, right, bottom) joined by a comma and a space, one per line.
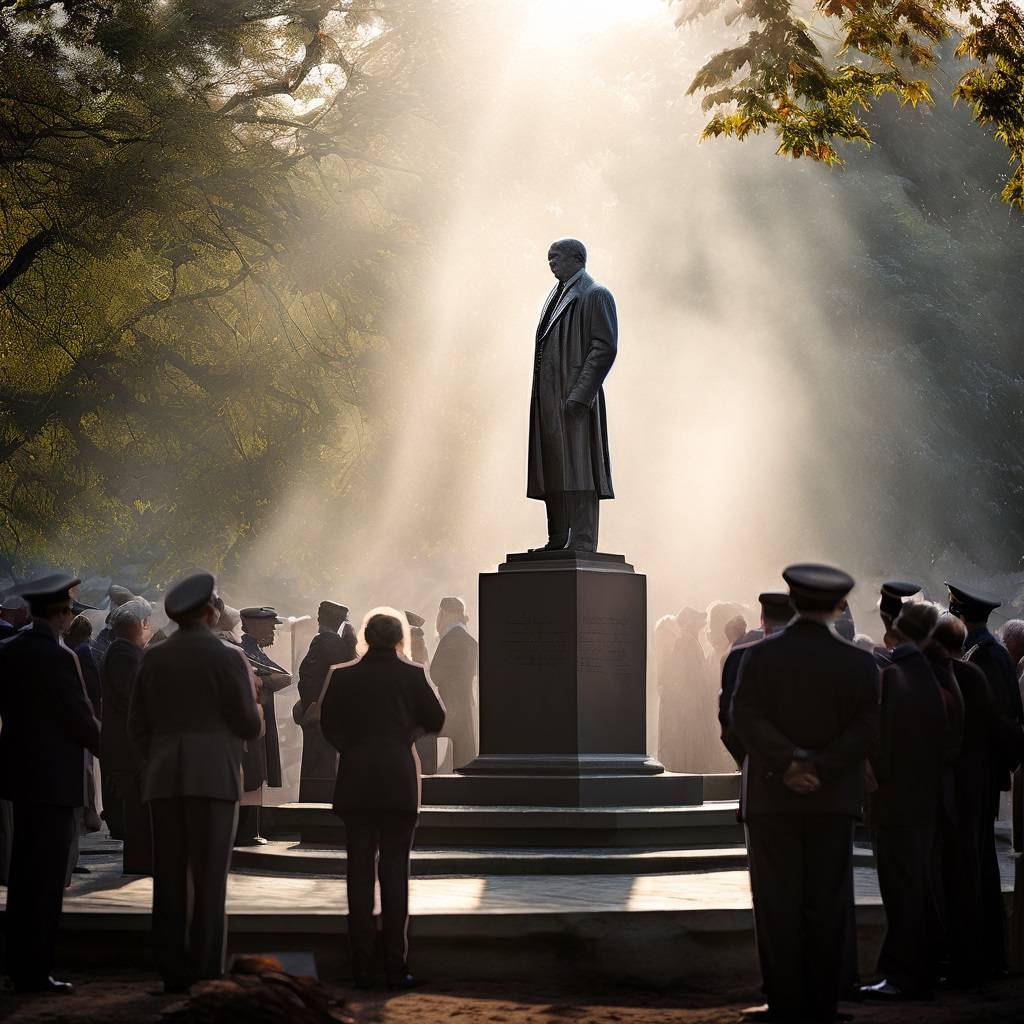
527, 528, 574, 553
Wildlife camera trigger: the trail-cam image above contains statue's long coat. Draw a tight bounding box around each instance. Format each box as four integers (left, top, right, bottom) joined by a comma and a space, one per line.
528, 270, 616, 500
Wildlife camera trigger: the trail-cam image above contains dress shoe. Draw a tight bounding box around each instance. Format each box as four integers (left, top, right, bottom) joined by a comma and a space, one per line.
14, 976, 74, 994
859, 979, 907, 1000
71, 865, 91, 874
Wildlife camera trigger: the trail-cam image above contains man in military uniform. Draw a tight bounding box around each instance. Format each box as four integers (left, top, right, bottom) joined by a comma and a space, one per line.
0, 573, 101, 994
873, 581, 921, 669
946, 581, 1024, 976
732, 564, 880, 1023
128, 572, 262, 991
718, 592, 793, 768
237, 606, 292, 844
431, 597, 480, 770
293, 601, 356, 803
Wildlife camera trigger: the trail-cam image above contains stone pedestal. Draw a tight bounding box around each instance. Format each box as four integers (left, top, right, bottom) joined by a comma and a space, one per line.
422, 551, 702, 808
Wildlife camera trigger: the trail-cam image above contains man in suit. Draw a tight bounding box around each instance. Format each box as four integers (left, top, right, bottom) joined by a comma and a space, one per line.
431, 597, 479, 770
128, 572, 262, 991
0, 572, 101, 994
861, 602, 947, 999
946, 581, 1024, 976
91, 584, 137, 666
93, 584, 140, 840
718, 592, 793, 767
320, 609, 445, 989
100, 598, 154, 874
293, 600, 356, 803
732, 563, 880, 1024
528, 238, 617, 552
237, 606, 292, 844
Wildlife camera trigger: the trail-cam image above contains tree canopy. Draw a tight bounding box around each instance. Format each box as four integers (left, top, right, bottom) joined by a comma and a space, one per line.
0, 1, 432, 585
675, 0, 1024, 211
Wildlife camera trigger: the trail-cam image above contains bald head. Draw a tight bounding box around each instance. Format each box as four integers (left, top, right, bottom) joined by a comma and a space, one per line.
547, 238, 587, 282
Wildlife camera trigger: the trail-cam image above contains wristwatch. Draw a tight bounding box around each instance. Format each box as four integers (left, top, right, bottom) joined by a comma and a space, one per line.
792, 748, 813, 762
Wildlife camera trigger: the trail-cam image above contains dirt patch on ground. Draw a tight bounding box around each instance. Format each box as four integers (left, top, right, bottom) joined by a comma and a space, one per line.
2, 971, 1023, 1024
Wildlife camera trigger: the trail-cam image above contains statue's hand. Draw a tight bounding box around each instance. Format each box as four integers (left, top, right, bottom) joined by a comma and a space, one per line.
564, 399, 588, 418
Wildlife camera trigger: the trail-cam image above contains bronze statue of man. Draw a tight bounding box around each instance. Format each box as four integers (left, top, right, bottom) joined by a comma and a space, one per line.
528, 238, 617, 552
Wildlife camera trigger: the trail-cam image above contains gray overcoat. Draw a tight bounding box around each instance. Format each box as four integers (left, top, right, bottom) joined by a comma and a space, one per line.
527, 270, 616, 499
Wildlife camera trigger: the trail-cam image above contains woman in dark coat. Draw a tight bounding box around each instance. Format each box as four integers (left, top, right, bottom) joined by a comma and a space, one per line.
320, 607, 445, 989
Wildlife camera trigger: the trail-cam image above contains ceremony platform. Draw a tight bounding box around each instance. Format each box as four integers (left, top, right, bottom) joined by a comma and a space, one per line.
233, 799, 875, 876
3, 807, 1015, 988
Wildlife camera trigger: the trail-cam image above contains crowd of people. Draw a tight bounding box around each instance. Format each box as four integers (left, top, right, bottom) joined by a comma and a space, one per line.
0, 559, 1022, 1021
0, 571, 477, 994
714, 569, 1024, 1022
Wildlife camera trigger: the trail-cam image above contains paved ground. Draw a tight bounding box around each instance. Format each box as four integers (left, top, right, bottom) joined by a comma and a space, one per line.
2, 969, 1024, 1023
42, 828, 1016, 917
0, 827, 1020, 1020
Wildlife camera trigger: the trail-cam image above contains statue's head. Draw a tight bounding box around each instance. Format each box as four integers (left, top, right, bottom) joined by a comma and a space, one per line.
547, 238, 587, 282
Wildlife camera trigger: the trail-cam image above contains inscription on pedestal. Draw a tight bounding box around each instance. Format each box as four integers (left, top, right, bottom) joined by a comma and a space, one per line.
579, 615, 630, 672
503, 616, 572, 669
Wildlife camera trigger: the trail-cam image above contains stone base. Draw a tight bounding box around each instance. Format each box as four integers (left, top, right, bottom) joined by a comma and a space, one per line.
422, 769, 702, 808
500, 550, 634, 572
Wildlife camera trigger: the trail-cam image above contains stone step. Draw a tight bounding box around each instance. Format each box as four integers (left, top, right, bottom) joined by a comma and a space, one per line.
264, 800, 747, 849
232, 841, 877, 876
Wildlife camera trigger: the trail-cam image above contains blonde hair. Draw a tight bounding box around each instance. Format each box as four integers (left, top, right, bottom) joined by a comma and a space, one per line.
356, 605, 411, 658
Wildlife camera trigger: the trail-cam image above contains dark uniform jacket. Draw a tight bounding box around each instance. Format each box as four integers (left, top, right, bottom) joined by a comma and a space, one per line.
719, 638, 762, 767
732, 618, 879, 818
948, 658, 1014, 817
965, 629, 1024, 787
528, 270, 616, 500
0, 621, 100, 806
74, 643, 102, 720
128, 627, 262, 803
320, 648, 445, 813
430, 624, 479, 766
296, 625, 357, 714
868, 644, 947, 827
240, 632, 290, 788
100, 637, 145, 774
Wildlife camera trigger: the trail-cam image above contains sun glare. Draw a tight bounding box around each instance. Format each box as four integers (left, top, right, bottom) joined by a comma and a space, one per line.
523, 0, 667, 43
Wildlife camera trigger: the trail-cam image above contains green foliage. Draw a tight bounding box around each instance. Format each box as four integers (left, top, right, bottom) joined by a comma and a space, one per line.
674, 0, 1024, 211
0, 0, 431, 584
954, 1, 1024, 208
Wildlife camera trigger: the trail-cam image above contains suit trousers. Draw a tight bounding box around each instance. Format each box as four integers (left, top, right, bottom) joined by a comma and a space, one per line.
872, 824, 937, 993
746, 814, 854, 1022
111, 771, 152, 875
101, 764, 126, 840
298, 724, 339, 803
342, 811, 418, 978
149, 796, 238, 988
544, 490, 599, 551
5, 801, 77, 987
